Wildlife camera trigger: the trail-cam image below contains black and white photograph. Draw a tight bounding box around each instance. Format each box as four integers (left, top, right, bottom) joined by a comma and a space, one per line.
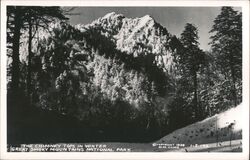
0, 0, 249, 159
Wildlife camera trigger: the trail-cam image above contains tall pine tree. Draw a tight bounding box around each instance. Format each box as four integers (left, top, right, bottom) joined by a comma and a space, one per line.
179, 23, 205, 120
7, 6, 68, 103
209, 7, 242, 106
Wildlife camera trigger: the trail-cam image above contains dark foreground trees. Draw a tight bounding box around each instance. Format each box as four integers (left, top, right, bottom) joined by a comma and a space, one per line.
168, 7, 242, 127
7, 6, 68, 95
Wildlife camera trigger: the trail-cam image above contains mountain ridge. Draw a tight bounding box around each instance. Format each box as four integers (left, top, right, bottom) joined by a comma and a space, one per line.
75, 12, 177, 74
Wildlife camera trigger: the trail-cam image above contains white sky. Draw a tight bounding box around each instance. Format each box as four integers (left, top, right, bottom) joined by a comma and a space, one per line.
68, 7, 242, 51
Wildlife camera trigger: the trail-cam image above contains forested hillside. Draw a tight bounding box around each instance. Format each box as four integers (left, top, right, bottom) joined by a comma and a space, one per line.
7, 7, 242, 144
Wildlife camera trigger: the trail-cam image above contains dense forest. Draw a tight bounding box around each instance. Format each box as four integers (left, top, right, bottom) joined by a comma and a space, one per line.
7, 7, 242, 144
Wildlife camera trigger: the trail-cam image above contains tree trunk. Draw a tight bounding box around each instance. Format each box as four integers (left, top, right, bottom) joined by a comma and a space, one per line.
146, 116, 150, 129
11, 7, 22, 91
230, 64, 237, 106
27, 18, 32, 102
193, 72, 198, 120
229, 50, 238, 106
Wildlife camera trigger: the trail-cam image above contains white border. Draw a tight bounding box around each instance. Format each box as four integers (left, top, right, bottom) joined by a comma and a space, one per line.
0, 1, 249, 160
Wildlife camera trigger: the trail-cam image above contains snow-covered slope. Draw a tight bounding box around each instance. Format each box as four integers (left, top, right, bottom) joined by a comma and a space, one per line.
155, 104, 243, 145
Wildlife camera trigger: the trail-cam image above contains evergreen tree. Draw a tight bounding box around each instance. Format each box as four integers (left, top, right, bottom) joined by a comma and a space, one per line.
209, 7, 242, 106
7, 6, 23, 91
24, 7, 68, 101
179, 23, 205, 120
7, 6, 68, 97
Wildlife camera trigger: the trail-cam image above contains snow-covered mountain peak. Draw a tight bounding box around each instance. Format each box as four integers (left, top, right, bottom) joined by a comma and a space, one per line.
136, 14, 155, 29
103, 12, 116, 18
77, 12, 125, 35
75, 12, 175, 74
102, 12, 124, 20
140, 14, 154, 21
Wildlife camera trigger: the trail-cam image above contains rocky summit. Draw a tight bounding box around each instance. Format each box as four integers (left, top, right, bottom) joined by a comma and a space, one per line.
76, 12, 177, 74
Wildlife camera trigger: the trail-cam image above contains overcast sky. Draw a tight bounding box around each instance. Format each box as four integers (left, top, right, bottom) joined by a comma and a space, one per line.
67, 7, 241, 51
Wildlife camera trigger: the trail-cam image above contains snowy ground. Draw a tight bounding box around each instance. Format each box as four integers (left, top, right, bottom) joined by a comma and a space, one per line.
155, 104, 243, 146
